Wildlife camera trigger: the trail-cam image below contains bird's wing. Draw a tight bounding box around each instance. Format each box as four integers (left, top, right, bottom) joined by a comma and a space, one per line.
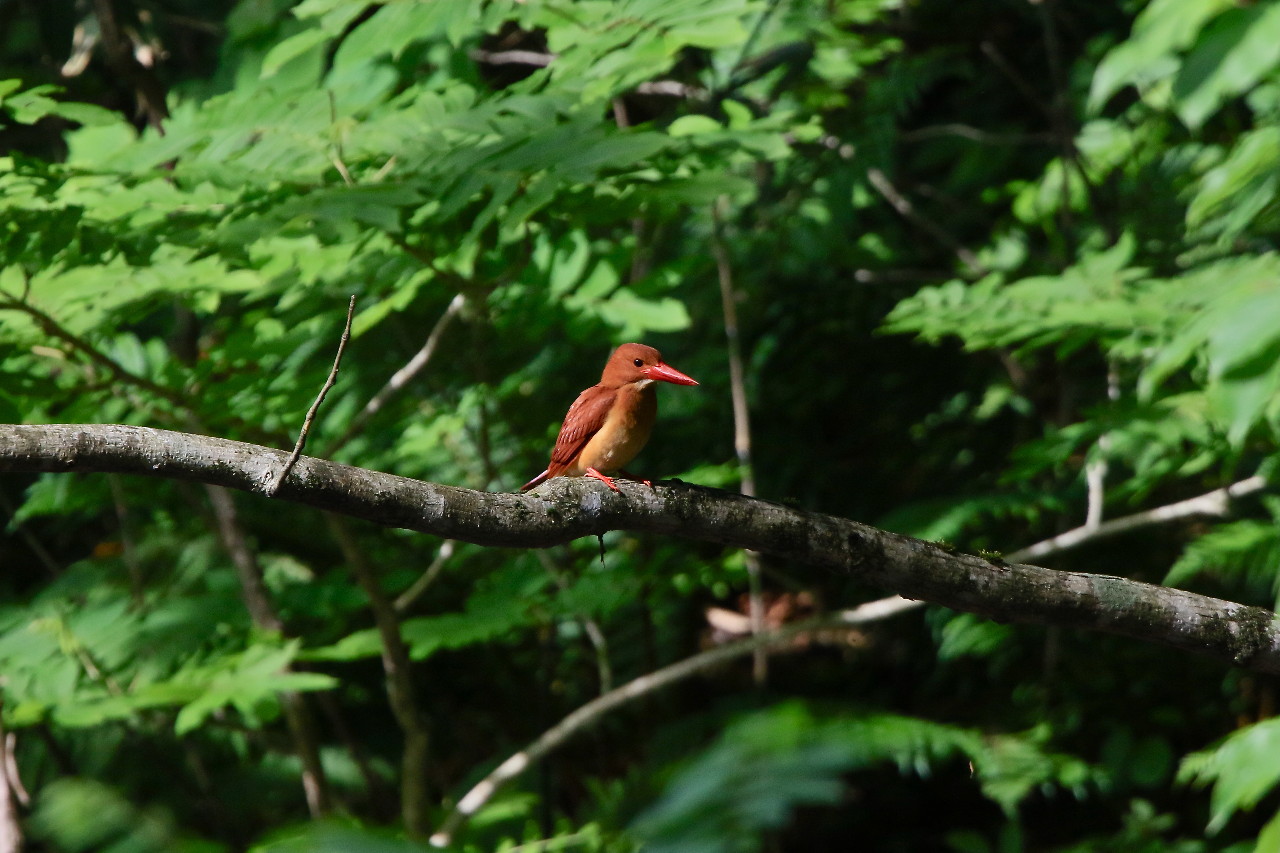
546, 384, 615, 476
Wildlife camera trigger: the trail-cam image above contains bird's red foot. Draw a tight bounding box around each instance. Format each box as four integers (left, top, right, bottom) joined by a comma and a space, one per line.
585, 467, 621, 492
618, 469, 654, 489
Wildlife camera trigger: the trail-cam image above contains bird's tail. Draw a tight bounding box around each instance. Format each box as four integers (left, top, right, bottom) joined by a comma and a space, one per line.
521, 469, 550, 492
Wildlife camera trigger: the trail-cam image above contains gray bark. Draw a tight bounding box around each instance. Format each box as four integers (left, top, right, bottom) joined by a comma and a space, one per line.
1, 423, 1278, 674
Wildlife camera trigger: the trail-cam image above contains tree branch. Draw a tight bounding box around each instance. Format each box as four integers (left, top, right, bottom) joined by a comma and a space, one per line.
328, 293, 465, 457
866, 168, 986, 277
428, 596, 921, 847
325, 514, 432, 838
1012, 476, 1267, 563
267, 295, 356, 496
711, 198, 767, 682
0, 703, 21, 853
1, 424, 1278, 676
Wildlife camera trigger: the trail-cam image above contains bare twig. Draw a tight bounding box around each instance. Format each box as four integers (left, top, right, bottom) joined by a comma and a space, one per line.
316, 693, 394, 812
0, 488, 60, 576
0, 705, 21, 853
328, 293, 464, 456
900, 124, 1053, 145
536, 550, 614, 693
980, 41, 1053, 121
107, 474, 145, 602
1084, 457, 1107, 528
634, 80, 706, 99
711, 199, 767, 684
2, 733, 25, 809
395, 540, 456, 613
325, 514, 432, 838
428, 596, 921, 847
204, 483, 333, 817
267, 296, 356, 496
1012, 476, 1268, 563
0, 296, 190, 410
866, 168, 986, 277
469, 49, 556, 67
1085, 366, 1122, 529
1, 293, 283, 446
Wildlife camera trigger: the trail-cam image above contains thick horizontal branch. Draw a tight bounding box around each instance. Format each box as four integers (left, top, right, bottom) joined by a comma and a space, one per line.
2, 424, 1278, 673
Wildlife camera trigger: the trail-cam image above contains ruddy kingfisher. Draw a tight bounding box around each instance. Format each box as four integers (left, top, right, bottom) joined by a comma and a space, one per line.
521, 343, 699, 492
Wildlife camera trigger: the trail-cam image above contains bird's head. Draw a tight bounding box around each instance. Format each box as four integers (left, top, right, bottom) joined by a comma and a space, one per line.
603, 343, 699, 387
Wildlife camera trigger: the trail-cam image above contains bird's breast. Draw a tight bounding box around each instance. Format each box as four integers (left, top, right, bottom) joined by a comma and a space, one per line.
572, 384, 657, 474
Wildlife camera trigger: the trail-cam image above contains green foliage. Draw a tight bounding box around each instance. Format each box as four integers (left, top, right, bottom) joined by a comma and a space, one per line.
1179, 718, 1280, 835
631, 703, 1092, 852
0, 578, 333, 732
3, 0, 1280, 849
30, 778, 224, 853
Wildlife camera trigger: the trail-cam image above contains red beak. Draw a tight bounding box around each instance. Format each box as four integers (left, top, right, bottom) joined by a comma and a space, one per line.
644, 361, 699, 386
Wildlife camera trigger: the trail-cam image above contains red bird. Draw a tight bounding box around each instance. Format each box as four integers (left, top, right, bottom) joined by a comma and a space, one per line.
522, 343, 698, 492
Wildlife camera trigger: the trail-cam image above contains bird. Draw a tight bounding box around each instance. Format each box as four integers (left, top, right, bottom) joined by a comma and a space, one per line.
521, 343, 698, 492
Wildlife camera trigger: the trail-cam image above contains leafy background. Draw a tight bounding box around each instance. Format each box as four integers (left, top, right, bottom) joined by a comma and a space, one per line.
4, 0, 1280, 849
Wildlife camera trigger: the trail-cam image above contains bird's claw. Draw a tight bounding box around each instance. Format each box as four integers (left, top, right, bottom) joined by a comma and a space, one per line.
585, 467, 621, 492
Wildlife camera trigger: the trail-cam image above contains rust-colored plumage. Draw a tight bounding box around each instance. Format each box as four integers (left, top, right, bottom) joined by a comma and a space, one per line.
521, 343, 698, 492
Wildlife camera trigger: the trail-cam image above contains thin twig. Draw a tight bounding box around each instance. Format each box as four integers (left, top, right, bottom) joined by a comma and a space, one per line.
267, 296, 356, 496
395, 540, 456, 613
1085, 365, 1122, 529
428, 596, 921, 847
204, 483, 333, 817
900, 124, 1053, 145
3, 734, 26, 808
328, 293, 464, 456
469, 49, 557, 67
107, 475, 145, 603
635, 80, 706, 99
865, 168, 986, 277
980, 41, 1053, 121
711, 198, 767, 684
1, 293, 280, 443
0, 296, 190, 409
0, 489, 60, 576
536, 550, 614, 694
1012, 475, 1268, 563
0, 704, 22, 853
325, 514, 432, 838
1033, 0, 1077, 247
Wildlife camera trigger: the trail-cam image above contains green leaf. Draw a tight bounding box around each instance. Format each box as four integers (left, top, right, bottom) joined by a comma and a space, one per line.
594, 289, 692, 336
1180, 718, 1280, 833
1089, 0, 1232, 109
668, 115, 724, 137
632, 703, 1088, 852
1165, 518, 1280, 595
1172, 3, 1280, 129
1186, 126, 1280, 235
261, 28, 334, 78
937, 613, 1013, 661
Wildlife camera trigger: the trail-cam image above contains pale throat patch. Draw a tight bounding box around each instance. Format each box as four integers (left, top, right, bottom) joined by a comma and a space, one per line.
634, 378, 655, 388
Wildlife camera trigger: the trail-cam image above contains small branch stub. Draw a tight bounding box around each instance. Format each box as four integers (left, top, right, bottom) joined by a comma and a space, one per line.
266, 296, 356, 496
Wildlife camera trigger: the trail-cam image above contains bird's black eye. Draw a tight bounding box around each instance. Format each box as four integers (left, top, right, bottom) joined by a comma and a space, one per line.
633, 358, 643, 367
